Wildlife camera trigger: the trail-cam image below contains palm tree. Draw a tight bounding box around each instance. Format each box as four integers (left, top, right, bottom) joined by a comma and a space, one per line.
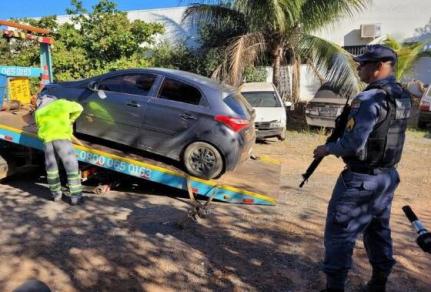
383, 36, 425, 81
183, 0, 370, 103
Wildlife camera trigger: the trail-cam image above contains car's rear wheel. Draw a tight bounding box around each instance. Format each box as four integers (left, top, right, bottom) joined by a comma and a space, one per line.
278, 127, 287, 141
183, 142, 224, 179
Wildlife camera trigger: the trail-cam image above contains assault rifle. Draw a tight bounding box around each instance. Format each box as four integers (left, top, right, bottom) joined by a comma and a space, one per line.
299, 100, 351, 188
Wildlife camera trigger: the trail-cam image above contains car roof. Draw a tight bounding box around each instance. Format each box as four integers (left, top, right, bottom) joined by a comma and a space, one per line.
240, 82, 276, 92
108, 68, 235, 94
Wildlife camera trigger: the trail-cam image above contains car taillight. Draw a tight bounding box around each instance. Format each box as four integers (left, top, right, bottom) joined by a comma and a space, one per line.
419, 100, 431, 112
215, 115, 250, 132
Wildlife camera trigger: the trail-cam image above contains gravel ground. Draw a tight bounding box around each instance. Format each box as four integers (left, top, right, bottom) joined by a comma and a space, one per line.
0, 127, 430, 292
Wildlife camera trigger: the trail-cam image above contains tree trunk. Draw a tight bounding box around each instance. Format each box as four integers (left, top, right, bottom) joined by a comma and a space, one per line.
272, 45, 283, 88
291, 54, 301, 104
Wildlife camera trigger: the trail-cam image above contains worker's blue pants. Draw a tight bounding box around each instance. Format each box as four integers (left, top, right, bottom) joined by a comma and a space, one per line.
323, 168, 399, 289
44, 140, 81, 197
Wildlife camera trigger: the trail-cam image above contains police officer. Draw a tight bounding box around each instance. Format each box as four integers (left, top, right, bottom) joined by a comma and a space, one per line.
313, 45, 412, 292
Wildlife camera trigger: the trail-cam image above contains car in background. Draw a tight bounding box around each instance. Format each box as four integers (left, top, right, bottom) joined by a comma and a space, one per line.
418, 85, 431, 129
40, 68, 256, 179
240, 82, 288, 141
305, 83, 348, 128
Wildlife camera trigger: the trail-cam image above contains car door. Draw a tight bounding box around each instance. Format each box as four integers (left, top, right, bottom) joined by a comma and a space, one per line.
139, 77, 209, 155
76, 73, 156, 147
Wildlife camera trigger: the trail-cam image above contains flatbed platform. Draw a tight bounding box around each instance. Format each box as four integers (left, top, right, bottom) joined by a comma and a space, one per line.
0, 110, 280, 205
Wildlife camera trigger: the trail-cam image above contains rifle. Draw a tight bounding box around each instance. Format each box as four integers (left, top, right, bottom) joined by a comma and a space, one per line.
299, 99, 351, 188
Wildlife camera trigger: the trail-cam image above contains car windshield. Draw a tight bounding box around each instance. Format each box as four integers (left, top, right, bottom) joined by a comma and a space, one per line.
241, 91, 281, 107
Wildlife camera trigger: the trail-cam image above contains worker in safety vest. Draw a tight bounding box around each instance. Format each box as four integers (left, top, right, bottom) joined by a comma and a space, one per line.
35, 94, 83, 205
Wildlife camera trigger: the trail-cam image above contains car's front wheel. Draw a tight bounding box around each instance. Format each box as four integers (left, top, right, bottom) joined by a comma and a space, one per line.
278, 127, 287, 141
183, 142, 224, 179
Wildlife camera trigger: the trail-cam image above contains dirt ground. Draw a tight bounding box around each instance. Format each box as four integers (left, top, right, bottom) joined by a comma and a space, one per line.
0, 125, 430, 291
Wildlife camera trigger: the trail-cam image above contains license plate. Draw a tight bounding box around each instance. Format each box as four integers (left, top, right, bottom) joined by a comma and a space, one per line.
319, 108, 338, 117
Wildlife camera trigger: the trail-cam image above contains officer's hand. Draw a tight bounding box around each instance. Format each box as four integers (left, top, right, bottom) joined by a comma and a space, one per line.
313, 145, 329, 158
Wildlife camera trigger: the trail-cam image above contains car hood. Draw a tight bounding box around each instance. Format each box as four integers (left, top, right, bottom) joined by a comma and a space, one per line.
254, 107, 286, 123
309, 97, 347, 105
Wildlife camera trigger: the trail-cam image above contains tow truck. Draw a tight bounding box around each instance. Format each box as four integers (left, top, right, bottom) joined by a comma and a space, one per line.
0, 109, 281, 206
0, 21, 280, 209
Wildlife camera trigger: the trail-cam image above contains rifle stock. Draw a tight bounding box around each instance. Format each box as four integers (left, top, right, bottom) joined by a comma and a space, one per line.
299, 101, 351, 188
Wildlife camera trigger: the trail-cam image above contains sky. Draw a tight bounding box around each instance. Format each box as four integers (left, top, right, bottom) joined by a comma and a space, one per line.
0, 0, 189, 19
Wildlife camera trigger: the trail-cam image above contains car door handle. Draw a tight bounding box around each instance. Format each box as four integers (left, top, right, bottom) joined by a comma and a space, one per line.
180, 113, 197, 120
126, 101, 140, 108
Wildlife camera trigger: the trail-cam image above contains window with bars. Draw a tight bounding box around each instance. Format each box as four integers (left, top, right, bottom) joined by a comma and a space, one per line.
343, 45, 367, 56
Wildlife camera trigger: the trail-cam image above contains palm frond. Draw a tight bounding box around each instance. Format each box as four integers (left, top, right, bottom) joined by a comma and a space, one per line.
383, 36, 425, 80
182, 3, 246, 31
383, 36, 401, 51
216, 32, 266, 85
234, 0, 302, 33
301, 0, 369, 32
300, 34, 361, 97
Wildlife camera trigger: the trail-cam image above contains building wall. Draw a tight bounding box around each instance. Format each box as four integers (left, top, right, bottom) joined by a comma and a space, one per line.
316, 0, 430, 46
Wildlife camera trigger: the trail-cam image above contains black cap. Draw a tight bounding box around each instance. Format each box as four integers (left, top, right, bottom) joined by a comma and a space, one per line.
353, 44, 397, 64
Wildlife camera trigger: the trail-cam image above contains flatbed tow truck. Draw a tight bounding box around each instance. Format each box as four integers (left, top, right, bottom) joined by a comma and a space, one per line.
0, 108, 280, 208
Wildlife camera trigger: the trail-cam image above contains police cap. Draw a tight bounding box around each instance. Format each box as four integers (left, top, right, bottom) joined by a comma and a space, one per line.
353, 44, 397, 64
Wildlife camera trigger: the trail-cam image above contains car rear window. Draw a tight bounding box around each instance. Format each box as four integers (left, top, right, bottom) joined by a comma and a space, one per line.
241, 91, 281, 107
224, 93, 252, 117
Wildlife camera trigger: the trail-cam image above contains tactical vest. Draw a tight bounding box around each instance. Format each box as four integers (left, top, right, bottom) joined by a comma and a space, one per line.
348, 83, 412, 168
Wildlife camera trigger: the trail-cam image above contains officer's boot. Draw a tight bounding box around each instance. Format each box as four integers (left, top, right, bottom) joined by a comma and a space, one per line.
366, 269, 389, 292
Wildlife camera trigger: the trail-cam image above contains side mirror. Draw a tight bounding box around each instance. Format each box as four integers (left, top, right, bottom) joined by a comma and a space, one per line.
284, 100, 293, 110
88, 81, 99, 91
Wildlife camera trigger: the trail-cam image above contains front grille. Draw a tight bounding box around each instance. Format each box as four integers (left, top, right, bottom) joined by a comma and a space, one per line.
255, 122, 272, 129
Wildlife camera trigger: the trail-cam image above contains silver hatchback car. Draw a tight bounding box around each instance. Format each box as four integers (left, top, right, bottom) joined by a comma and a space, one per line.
41, 68, 256, 179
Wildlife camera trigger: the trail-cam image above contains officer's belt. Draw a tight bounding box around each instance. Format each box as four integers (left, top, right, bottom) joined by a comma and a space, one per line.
347, 165, 395, 175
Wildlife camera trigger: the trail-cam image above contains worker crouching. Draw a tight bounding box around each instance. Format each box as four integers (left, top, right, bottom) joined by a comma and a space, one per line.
35, 94, 84, 205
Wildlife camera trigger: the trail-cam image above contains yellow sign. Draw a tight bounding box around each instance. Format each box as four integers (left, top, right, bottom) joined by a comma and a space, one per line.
8, 77, 31, 104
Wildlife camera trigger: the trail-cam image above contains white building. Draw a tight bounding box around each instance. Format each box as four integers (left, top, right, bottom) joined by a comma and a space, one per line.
287, 0, 431, 99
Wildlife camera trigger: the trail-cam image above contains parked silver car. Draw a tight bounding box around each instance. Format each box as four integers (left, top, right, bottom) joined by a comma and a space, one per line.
41, 68, 256, 179
305, 83, 348, 128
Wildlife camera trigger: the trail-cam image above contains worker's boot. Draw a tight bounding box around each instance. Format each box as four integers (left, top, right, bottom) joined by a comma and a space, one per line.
70, 195, 83, 206
366, 269, 389, 292
51, 191, 62, 202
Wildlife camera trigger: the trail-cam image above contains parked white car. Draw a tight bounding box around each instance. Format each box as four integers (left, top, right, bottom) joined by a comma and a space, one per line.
240, 82, 289, 141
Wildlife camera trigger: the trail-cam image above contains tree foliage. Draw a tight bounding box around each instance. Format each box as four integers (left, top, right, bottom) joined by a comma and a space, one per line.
0, 0, 164, 81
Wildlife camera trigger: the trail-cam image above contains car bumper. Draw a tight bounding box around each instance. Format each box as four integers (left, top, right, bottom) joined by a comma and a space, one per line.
256, 127, 284, 139
419, 111, 431, 122
305, 115, 336, 128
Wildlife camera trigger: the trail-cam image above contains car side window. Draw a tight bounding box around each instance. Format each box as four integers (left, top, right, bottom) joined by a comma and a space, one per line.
98, 74, 156, 96
158, 78, 202, 105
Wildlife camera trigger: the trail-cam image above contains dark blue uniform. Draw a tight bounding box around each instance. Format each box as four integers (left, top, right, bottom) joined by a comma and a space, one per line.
323, 76, 405, 289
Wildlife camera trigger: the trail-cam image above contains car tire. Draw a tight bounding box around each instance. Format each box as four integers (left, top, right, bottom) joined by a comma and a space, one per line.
183, 142, 224, 179
418, 118, 427, 129
278, 127, 287, 141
